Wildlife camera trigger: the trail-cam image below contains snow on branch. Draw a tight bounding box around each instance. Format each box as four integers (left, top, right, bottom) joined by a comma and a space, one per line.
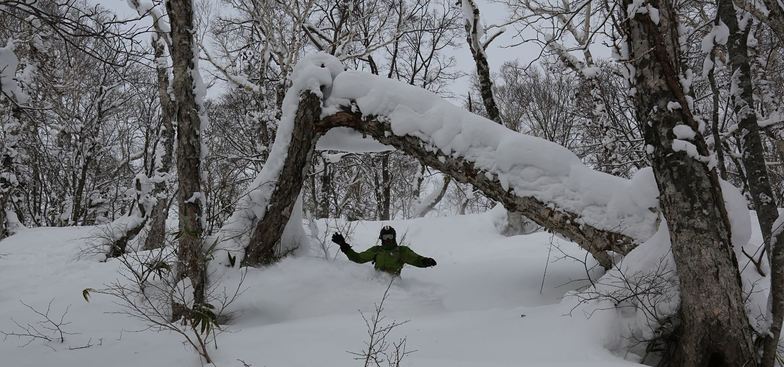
321, 68, 660, 244
199, 43, 261, 93
461, 0, 486, 54
214, 54, 345, 265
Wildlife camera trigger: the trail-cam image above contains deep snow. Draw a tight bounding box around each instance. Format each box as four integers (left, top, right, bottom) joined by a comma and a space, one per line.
0, 213, 649, 367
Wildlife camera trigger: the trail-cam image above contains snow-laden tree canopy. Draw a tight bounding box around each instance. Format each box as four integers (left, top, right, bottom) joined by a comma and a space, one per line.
215, 53, 750, 268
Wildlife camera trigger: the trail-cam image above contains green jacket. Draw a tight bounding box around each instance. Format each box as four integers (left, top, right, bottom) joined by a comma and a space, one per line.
342, 244, 431, 275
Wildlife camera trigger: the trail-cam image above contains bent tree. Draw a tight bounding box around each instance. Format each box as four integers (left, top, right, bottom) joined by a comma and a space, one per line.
218, 55, 655, 270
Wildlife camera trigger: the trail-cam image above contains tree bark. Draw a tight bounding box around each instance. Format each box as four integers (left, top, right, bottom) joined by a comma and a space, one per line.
318, 157, 331, 219
241, 92, 321, 266
414, 176, 451, 218
462, 0, 501, 123
144, 35, 176, 251
380, 153, 391, 220
707, 66, 728, 180
168, 0, 207, 314
761, 145, 784, 367
620, 0, 757, 365
718, 0, 779, 250
0, 106, 22, 239
748, 0, 784, 41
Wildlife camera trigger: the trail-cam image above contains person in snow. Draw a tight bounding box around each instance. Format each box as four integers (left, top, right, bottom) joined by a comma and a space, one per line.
331, 226, 436, 276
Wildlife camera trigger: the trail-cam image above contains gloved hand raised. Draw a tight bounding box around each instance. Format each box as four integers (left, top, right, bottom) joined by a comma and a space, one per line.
422, 257, 437, 267
331, 233, 346, 245
331, 233, 350, 250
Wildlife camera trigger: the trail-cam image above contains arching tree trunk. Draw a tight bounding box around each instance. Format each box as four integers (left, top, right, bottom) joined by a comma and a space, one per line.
235, 87, 644, 269
231, 55, 659, 272
241, 92, 321, 266
317, 111, 635, 268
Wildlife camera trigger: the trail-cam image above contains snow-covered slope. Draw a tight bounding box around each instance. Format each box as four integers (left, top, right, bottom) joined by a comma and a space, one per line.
0, 213, 644, 367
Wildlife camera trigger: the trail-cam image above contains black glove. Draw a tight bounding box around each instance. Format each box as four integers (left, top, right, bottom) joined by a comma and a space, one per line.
331, 233, 346, 245
423, 257, 437, 267
331, 233, 350, 250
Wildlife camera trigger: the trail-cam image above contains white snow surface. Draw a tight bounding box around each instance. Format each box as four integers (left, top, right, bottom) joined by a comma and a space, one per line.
0, 213, 649, 367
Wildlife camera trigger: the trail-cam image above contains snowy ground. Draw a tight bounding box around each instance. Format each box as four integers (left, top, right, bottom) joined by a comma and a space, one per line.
0, 212, 644, 367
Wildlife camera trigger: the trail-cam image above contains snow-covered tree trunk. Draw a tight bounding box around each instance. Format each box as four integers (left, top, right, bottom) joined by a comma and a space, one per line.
144, 34, 176, 251
1, 41, 29, 238
718, 0, 779, 249
242, 92, 320, 266
0, 107, 22, 239
107, 174, 154, 257
318, 111, 633, 268
318, 156, 332, 218
461, 0, 501, 123
168, 0, 207, 315
706, 59, 728, 179
413, 176, 451, 218
370, 153, 393, 221
71, 81, 108, 225
461, 0, 535, 237
620, 0, 756, 364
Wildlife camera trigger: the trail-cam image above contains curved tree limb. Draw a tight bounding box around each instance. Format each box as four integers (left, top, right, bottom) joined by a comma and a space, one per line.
316, 109, 638, 268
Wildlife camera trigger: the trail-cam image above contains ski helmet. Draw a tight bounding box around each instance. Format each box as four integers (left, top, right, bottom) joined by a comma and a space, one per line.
379, 226, 396, 240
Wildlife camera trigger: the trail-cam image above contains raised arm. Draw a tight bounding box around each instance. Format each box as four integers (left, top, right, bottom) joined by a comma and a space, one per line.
400, 246, 437, 268
332, 233, 377, 264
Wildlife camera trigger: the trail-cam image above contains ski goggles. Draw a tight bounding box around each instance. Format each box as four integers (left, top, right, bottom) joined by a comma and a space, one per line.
380, 234, 395, 240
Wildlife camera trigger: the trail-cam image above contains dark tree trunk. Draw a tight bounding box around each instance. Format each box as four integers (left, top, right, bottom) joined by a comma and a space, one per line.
380, 153, 391, 220
462, 0, 501, 123
71, 98, 104, 225
766, 207, 784, 367
168, 0, 207, 315
764, 143, 784, 367
620, 0, 757, 365
318, 157, 331, 219
707, 66, 727, 180
144, 36, 177, 251
718, 0, 779, 249
241, 92, 321, 266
